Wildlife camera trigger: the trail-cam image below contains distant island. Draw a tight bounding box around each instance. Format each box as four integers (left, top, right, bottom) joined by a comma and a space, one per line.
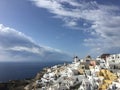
1, 53, 120, 90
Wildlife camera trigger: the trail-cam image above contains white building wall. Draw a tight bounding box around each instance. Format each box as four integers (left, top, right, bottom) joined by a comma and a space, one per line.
106, 54, 120, 63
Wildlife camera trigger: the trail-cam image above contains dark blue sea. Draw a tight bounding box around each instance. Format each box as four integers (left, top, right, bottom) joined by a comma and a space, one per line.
0, 61, 65, 83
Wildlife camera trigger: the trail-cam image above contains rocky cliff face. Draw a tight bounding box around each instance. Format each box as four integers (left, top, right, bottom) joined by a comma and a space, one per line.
0, 80, 30, 90
24, 69, 47, 90
0, 69, 47, 90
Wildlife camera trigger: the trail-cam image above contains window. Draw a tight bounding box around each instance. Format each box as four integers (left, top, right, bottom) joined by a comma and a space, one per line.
82, 66, 84, 69
112, 60, 115, 62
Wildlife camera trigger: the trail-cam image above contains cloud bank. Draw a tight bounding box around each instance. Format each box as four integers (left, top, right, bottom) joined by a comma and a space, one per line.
0, 24, 71, 62
31, 0, 120, 55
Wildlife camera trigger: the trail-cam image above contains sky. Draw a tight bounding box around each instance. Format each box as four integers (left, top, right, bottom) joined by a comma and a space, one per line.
0, 0, 120, 62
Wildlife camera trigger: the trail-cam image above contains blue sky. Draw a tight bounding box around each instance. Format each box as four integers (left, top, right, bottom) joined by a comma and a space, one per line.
0, 0, 120, 62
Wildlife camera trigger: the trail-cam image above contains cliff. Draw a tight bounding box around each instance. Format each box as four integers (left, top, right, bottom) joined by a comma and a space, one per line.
0, 68, 47, 90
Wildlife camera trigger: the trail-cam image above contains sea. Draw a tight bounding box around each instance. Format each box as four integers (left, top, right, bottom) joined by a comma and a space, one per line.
0, 61, 67, 83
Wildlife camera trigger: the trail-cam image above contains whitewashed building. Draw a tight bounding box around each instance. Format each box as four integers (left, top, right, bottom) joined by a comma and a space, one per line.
65, 67, 79, 77
73, 56, 80, 64
78, 79, 93, 90
106, 54, 120, 63
89, 65, 100, 75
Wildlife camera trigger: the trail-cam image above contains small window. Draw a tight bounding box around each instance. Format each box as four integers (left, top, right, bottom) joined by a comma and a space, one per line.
112, 60, 115, 62
82, 66, 84, 69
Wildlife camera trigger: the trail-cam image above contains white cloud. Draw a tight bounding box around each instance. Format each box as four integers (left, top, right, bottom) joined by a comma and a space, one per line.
31, 0, 120, 55
0, 24, 71, 62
